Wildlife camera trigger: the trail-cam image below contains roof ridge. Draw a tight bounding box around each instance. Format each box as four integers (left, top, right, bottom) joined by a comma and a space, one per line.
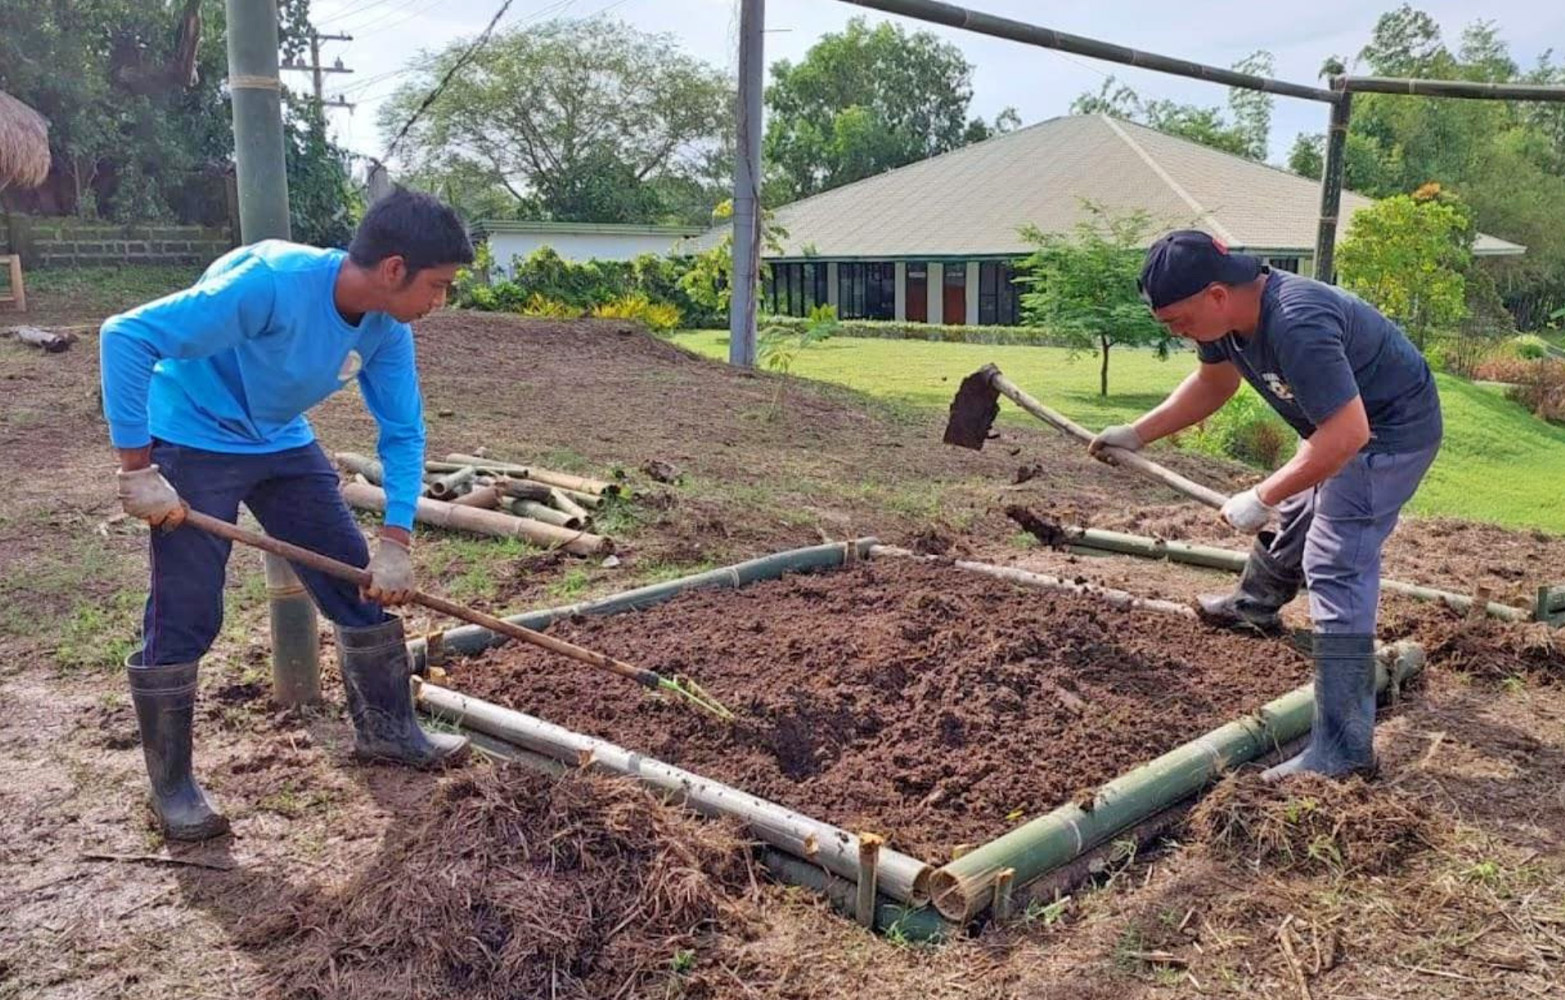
1099, 115, 1236, 244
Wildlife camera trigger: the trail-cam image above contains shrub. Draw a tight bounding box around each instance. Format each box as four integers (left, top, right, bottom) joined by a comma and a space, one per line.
519, 294, 580, 319
1513, 334, 1551, 360
1472, 356, 1565, 423
590, 293, 681, 332
1179, 384, 1296, 469
756, 315, 1072, 346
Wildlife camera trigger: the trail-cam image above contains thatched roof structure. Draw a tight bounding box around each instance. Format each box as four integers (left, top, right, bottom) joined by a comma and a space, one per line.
0, 90, 51, 192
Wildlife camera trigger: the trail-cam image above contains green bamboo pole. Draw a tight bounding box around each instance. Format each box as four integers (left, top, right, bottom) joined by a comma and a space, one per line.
926, 641, 1427, 922
263, 548, 320, 706
412, 538, 878, 670
506, 497, 581, 529
1065, 527, 1528, 621
415, 678, 932, 903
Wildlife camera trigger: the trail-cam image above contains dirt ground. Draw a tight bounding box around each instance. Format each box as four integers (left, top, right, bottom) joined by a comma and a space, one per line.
3, 308, 1565, 999
448, 558, 1311, 859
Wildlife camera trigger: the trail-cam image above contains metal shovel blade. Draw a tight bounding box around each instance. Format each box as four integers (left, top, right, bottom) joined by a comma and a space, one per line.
943, 363, 1003, 450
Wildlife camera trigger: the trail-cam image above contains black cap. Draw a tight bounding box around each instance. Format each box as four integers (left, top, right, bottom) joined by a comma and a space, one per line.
1138, 230, 1263, 310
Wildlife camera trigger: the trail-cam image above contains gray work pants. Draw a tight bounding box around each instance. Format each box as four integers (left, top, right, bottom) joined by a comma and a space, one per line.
1264, 442, 1440, 634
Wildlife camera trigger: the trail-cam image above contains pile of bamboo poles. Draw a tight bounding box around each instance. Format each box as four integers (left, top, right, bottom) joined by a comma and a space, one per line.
336, 451, 624, 557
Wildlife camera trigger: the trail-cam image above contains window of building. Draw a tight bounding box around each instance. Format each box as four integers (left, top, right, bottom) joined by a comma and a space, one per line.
978, 260, 1021, 326
838, 262, 895, 320
1266, 256, 1301, 274
764, 262, 831, 317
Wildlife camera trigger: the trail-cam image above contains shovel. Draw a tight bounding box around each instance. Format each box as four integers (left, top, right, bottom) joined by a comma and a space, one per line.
180, 508, 736, 722
944, 362, 1228, 510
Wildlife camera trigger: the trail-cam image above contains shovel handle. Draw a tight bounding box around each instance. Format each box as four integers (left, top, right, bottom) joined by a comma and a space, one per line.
987, 369, 1228, 510
180, 508, 662, 689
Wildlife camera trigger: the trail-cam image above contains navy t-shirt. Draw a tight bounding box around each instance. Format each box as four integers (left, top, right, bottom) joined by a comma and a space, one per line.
1195, 271, 1442, 454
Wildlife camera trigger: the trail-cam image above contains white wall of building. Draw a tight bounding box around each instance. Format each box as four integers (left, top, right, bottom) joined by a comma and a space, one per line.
489, 231, 694, 271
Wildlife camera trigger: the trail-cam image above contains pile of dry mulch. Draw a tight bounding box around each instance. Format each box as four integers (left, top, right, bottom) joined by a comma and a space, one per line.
1190, 773, 1433, 876
247, 765, 759, 999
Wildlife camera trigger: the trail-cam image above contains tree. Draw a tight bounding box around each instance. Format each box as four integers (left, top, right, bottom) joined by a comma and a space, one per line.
0, 0, 329, 224
676, 199, 788, 318
1069, 50, 1275, 161
380, 17, 731, 225
1016, 202, 1170, 397
1336, 186, 1474, 349
763, 17, 1018, 201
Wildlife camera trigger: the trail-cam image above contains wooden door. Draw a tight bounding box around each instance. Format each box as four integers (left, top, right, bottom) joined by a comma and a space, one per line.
906, 263, 927, 323
943, 263, 966, 325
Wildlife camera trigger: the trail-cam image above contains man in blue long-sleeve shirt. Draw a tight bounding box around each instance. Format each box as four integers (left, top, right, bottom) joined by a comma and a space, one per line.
101, 189, 473, 841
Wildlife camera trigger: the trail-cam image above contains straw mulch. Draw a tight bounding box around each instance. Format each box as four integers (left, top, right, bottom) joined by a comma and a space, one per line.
1190, 772, 1433, 876
247, 764, 760, 999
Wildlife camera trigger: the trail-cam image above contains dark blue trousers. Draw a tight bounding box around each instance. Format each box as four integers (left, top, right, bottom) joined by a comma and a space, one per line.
141, 441, 386, 666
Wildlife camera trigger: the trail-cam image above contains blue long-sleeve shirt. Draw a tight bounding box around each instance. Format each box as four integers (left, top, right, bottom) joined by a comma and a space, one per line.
99, 240, 425, 530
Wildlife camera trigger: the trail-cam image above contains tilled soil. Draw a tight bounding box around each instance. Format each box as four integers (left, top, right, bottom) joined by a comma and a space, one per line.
446, 559, 1311, 860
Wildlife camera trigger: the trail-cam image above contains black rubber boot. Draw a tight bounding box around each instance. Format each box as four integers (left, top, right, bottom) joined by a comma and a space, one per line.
1264, 633, 1378, 780
1196, 533, 1302, 634
126, 653, 232, 842
337, 618, 469, 768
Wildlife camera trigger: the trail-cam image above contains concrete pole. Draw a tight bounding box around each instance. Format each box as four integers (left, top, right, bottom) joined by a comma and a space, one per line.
728, 0, 764, 367
1312, 85, 1353, 284
226, 0, 321, 706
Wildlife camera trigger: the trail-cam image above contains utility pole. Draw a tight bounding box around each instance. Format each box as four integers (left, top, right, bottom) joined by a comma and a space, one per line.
728, 0, 764, 368
225, 0, 320, 706
280, 29, 355, 112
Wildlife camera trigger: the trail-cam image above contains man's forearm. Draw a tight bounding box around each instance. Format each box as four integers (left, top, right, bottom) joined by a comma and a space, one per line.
1133, 371, 1234, 443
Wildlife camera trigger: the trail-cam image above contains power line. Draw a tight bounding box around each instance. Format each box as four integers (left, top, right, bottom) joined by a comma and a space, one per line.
317, 0, 411, 27
380, 0, 519, 163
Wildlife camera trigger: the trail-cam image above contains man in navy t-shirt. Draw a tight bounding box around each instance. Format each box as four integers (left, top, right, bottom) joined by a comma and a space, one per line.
1087, 230, 1442, 780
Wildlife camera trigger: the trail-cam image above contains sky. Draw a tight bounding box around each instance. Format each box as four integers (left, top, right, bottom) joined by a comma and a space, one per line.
305, 0, 1565, 175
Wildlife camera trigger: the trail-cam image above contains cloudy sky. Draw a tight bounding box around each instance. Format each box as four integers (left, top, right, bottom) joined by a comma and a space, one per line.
306, 0, 1565, 173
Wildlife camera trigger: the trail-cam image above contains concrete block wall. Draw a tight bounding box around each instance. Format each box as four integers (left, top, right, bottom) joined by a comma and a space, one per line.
2, 216, 235, 268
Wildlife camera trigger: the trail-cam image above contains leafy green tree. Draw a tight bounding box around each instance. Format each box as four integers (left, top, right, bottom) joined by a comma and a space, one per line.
1016, 202, 1170, 397
380, 17, 730, 225
0, 0, 329, 225
676, 199, 788, 318
1070, 50, 1275, 160
1336, 186, 1474, 348
762, 17, 1018, 200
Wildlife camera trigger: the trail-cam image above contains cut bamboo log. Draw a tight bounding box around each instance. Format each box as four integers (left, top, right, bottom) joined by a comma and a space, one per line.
6, 325, 75, 352
507, 498, 582, 529
438, 454, 621, 496
334, 451, 384, 485
414, 680, 931, 904
548, 488, 590, 522
427, 465, 476, 501
554, 486, 606, 509
926, 641, 1427, 922
411, 539, 879, 671
340, 482, 612, 556
1064, 527, 1528, 622
494, 476, 554, 503
870, 545, 1196, 619
449, 484, 503, 509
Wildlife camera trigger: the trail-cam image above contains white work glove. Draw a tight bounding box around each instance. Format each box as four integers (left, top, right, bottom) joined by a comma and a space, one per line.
1087, 424, 1143, 465
117, 465, 186, 529
362, 536, 415, 605
1221, 488, 1275, 534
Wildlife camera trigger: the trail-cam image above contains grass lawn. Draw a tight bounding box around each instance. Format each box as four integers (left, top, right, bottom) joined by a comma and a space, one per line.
20, 264, 202, 324
673, 330, 1565, 533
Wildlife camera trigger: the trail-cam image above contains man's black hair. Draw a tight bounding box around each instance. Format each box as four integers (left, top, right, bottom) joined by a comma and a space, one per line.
348, 186, 474, 280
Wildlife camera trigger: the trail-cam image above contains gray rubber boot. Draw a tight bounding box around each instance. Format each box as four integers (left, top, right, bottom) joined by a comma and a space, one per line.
126, 653, 232, 841
1196, 533, 1302, 634
1264, 633, 1378, 780
337, 617, 469, 768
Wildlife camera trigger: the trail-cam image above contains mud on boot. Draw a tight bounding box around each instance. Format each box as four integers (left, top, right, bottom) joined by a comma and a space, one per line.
337, 617, 469, 768
1264, 633, 1379, 780
126, 654, 231, 842
1196, 533, 1302, 634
